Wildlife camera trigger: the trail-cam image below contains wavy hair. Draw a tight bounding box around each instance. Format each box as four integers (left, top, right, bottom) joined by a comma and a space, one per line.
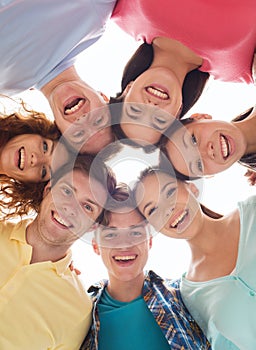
0, 98, 61, 221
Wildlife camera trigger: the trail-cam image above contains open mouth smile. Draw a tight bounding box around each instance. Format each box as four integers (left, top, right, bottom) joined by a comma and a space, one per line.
18, 147, 25, 170
52, 211, 72, 229
220, 134, 230, 159
145, 86, 169, 100
169, 210, 188, 229
64, 98, 85, 115
113, 254, 137, 263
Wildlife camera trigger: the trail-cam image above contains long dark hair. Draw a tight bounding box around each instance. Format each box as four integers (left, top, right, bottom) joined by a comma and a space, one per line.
232, 107, 255, 170
109, 42, 209, 121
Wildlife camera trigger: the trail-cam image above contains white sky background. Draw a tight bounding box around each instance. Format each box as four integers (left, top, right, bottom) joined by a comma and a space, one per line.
18, 22, 256, 288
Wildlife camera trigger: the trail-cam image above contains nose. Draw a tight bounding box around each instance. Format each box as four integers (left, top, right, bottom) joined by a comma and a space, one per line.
206, 142, 215, 160
146, 97, 159, 106
31, 152, 42, 166
62, 202, 76, 217
31, 152, 52, 167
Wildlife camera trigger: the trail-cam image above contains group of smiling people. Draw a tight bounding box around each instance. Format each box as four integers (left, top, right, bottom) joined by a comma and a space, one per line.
1, 0, 256, 349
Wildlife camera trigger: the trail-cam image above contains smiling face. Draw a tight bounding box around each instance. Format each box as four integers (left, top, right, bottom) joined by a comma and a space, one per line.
165, 119, 246, 177
48, 81, 113, 153
121, 67, 183, 144
36, 169, 108, 246
135, 172, 200, 238
93, 208, 152, 283
0, 134, 63, 182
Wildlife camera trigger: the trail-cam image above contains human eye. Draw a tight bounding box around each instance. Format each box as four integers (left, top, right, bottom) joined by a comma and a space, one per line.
147, 206, 157, 217
166, 187, 176, 198
103, 231, 118, 240
130, 105, 141, 113
126, 104, 142, 119
197, 159, 203, 173
43, 140, 48, 153
84, 203, 93, 212
131, 230, 143, 238
191, 134, 197, 145
154, 115, 167, 125
61, 185, 72, 196
94, 115, 104, 126
73, 130, 85, 139
41, 166, 47, 180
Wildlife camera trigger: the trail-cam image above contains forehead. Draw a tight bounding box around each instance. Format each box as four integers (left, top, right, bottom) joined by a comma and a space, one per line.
108, 208, 145, 229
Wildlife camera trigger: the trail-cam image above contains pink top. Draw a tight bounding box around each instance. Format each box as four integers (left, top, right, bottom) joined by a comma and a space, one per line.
112, 0, 256, 83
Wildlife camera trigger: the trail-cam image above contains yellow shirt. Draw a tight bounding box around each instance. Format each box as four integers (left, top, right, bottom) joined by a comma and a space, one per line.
0, 220, 92, 349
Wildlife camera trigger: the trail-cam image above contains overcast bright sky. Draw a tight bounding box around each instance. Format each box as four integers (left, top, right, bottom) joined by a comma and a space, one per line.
17, 21, 256, 288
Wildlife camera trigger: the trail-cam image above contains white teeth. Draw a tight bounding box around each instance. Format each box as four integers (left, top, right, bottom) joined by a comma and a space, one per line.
220, 135, 229, 158
170, 210, 188, 228
19, 147, 25, 170
53, 212, 69, 227
147, 86, 169, 100
114, 255, 136, 261
65, 99, 85, 115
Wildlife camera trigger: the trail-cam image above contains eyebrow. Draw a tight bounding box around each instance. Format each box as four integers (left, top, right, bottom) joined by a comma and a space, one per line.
102, 224, 145, 231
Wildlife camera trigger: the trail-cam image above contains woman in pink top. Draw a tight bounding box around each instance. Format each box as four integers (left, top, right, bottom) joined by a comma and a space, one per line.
110, 0, 256, 145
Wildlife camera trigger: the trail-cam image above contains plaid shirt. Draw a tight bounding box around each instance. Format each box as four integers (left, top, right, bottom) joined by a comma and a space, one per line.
80, 270, 211, 350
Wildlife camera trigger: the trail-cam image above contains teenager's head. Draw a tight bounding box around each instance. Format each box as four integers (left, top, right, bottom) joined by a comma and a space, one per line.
41, 66, 114, 154
110, 42, 209, 145
162, 116, 247, 178
134, 167, 222, 238
93, 184, 152, 282
37, 154, 116, 244
0, 104, 63, 183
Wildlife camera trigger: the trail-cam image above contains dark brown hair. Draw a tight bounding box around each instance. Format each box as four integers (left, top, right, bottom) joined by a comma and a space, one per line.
109, 42, 210, 130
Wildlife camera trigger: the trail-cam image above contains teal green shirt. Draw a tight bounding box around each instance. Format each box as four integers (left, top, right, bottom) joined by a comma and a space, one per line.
181, 196, 256, 349
98, 289, 169, 350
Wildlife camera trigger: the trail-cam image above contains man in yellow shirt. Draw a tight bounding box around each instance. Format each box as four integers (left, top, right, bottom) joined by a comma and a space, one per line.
0, 155, 116, 350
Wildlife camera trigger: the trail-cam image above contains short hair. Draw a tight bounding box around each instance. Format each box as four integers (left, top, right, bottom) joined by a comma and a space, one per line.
99, 183, 139, 226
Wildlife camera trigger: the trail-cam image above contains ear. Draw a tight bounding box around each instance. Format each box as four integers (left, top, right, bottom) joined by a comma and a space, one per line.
43, 181, 51, 198
122, 81, 134, 96
149, 236, 153, 249
187, 182, 200, 198
92, 238, 100, 255
99, 91, 109, 103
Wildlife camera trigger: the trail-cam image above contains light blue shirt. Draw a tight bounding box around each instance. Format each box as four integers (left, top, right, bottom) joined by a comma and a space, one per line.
181, 196, 256, 350
0, 0, 116, 94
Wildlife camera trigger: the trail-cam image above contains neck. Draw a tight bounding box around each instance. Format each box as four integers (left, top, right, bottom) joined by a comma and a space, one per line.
26, 220, 69, 264
107, 273, 145, 302
186, 211, 240, 281
40, 65, 83, 98
152, 37, 203, 86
